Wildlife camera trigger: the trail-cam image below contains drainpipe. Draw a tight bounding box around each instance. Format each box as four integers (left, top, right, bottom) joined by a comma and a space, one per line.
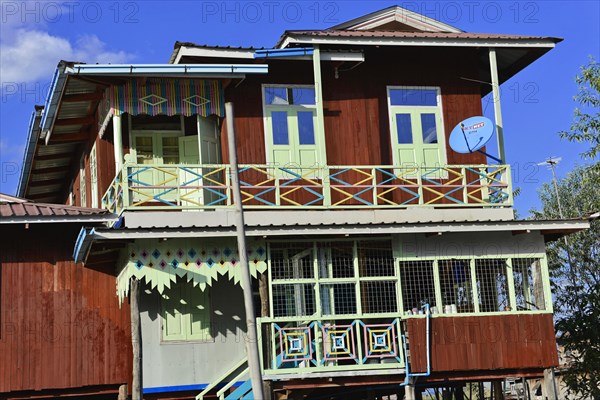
399, 303, 432, 388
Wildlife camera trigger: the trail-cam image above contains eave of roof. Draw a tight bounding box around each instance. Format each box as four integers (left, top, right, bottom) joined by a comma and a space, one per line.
275, 29, 562, 49
0, 194, 116, 224
89, 209, 589, 240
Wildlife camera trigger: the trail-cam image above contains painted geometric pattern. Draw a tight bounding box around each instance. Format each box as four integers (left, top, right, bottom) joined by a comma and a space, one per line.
360, 320, 402, 363
275, 323, 316, 365
117, 238, 267, 303
107, 78, 224, 118
319, 321, 359, 364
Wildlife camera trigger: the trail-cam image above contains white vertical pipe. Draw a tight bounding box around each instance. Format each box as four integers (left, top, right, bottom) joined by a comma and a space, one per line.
113, 113, 124, 172
225, 102, 265, 400
489, 48, 506, 162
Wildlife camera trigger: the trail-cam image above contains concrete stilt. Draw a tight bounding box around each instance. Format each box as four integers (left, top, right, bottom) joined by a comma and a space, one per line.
405, 384, 416, 400
543, 368, 558, 400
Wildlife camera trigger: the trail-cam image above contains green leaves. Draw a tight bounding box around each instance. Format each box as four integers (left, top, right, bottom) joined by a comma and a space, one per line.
533, 165, 600, 398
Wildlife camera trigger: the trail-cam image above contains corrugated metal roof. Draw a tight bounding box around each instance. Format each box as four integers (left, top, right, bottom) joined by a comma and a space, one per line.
0, 193, 110, 220
281, 29, 561, 41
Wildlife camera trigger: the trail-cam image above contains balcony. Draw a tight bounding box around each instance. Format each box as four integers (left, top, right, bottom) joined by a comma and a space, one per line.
257, 316, 406, 377
102, 163, 512, 214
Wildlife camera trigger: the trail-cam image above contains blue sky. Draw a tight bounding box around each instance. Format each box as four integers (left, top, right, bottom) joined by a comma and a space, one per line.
0, 1, 598, 215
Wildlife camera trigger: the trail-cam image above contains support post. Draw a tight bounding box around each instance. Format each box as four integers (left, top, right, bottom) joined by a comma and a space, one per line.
113, 113, 124, 172
312, 45, 330, 206
488, 48, 505, 163
259, 273, 272, 400
118, 384, 128, 400
493, 381, 504, 399
225, 102, 265, 400
543, 368, 558, 400
405, 384, 416, 400
130, 278, 142, 400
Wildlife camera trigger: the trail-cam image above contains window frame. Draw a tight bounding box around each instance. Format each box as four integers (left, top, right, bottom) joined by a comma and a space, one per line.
160, 281, 214, 344
90, 142, 99, 208
386, 86, 448, 169
79, 154, 87, 207
261, 84, 326, 169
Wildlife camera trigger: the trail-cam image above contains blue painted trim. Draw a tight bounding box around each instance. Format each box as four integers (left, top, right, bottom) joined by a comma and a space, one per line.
143, 381, 244, 394
17, 110, 39, 197
67, 64, 268, 76
73, 227, 95, 263
254, 47, 313, 58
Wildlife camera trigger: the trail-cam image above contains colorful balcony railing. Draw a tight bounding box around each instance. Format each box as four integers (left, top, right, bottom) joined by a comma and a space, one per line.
256, 316, 406, 376
101, 163, 512, 214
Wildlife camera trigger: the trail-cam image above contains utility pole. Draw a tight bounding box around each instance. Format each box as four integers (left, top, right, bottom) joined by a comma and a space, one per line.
225, 102, 265, 399
537, 157, 564, 400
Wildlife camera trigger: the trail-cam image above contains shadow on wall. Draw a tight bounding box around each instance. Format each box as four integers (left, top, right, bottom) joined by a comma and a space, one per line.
140, 275, 247, 339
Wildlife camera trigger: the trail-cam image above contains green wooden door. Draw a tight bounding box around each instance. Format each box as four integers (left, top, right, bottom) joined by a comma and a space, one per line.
389, 107, 444, 167
387, 87, 446, 173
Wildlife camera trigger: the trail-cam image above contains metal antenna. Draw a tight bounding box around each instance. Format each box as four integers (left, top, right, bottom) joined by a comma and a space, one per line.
537, 157, 564, 218
538, 156, 576, 284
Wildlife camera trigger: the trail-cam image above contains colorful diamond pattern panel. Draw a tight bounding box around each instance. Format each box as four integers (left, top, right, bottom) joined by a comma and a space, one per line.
360, 321, 402, 363
275, 323, 316, 365
117, 238, 267, 303
320, 322, 358, 364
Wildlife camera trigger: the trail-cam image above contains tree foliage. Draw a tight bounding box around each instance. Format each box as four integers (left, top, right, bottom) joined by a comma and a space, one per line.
560, 57, 600, 162
532, 166, 600, 399
532, 57, 600, 399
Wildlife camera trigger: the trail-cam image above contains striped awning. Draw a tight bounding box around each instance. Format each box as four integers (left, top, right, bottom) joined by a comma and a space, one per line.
107, 78, 224, 118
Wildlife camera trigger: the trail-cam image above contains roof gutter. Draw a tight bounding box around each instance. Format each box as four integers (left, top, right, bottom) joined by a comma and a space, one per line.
278, 35, 560, 50
0, 214, 118, 225
16, 107, 43, 197
40, 61, 70, 145
73, 227, 96, 263
66, 63, 269, 76
254, 47, 313, 58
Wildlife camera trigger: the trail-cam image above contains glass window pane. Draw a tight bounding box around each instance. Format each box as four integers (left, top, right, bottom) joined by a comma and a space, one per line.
396, 114, 413, 144
135, 136, 153, 164
271, 111, 289, 145
291, 88, 315, 105
421, 113, 438, 144
265, 87, 288, 105
390, 89, 438, 106
297, 111, 315, 145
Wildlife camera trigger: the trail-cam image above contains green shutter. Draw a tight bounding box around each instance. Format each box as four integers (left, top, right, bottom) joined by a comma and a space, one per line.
162, 282, 212, 342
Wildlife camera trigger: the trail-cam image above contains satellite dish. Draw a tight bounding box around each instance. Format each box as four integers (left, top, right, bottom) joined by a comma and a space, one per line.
449, 116, 502, 163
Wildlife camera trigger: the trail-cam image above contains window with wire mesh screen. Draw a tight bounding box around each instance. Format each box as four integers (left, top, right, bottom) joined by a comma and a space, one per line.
475, 259, 510, 312
512, 258, 546, 311
269, 243, 315, 281
317, 241, 354, 279
317, 241, 357, 316
357, 240, 395, 277
399, 260, 436, 314
438, 259, 475, 314
320, 282, 357, 315
269, 242, 316, 317
271, 283, 316, 317
357, 240, 397, 314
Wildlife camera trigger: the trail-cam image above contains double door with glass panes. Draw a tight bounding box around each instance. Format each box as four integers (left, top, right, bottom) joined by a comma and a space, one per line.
263, 86, 325, 170
387, 87, 446, 170
132, 123, 220, 205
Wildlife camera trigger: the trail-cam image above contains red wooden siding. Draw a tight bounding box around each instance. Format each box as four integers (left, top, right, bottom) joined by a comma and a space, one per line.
407, 314, 558, 373
222, 47, 487, 167
0, 224, 131, 394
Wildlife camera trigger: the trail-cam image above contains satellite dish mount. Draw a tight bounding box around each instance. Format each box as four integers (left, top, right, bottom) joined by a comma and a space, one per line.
449, 116, 503, 163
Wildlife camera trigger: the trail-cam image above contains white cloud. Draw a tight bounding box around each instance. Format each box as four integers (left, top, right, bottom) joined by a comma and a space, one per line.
0, 29, 135, 84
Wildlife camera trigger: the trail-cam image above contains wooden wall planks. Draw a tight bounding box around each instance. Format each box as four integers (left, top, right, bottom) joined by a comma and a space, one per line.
406, 314, 558, 374
0, 224, 131, 394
